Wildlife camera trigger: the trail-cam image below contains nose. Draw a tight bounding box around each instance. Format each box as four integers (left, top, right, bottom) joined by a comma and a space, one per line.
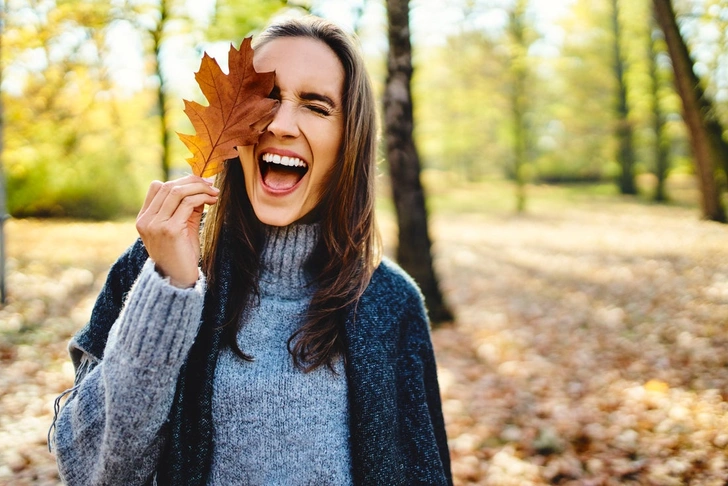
266, 101, 300, 139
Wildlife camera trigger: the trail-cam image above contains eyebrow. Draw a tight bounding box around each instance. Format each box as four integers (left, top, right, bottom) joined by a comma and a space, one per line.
300, 91, 339, 109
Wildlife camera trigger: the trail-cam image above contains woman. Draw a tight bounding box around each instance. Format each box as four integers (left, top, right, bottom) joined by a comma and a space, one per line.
52, 16, 451, 486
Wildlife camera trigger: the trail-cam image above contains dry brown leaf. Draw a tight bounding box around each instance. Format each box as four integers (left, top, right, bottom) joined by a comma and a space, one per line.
177, 37, 279, 177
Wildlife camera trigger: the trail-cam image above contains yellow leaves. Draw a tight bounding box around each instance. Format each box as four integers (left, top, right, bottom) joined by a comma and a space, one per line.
177, 37, 279, 177
644, 379, 669, 394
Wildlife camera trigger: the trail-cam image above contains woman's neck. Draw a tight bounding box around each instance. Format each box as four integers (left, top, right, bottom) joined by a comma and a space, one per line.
258, 223, 320, 298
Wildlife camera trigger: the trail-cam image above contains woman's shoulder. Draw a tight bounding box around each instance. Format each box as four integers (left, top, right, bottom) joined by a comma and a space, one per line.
351, 257, 431, 346
362, 257, 425, 310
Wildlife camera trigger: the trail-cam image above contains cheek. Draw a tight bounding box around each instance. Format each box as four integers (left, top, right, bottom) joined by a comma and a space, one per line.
319, 129, 344, 173
237, 146, 256, 174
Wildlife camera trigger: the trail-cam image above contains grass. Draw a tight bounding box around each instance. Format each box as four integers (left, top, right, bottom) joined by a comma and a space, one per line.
376, 173, 709, 229
5, 218, 139, 274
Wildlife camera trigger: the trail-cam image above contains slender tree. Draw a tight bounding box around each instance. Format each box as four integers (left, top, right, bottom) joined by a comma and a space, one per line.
0, 0, 6, 303
507, 0, 532, 213
611, 0, 637, 195
653, 0, 726, 222
125, 0, 196, 181
648, 24, 670, 202
151, 0, 173, 181
104, 0, 179, 182
383, 0, 452, 323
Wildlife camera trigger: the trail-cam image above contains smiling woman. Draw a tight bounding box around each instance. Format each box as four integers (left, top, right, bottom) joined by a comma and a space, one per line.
238, 35, 345, 227
50, 16, 452, 486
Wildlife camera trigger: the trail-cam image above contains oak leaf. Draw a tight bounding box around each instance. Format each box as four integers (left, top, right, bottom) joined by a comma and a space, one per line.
178, 37, 279, 177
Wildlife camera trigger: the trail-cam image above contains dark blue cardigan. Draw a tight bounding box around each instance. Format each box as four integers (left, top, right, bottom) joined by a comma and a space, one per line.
71, 238, 452, 485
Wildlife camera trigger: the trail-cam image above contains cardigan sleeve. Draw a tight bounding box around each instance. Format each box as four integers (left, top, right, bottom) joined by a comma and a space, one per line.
345, 259, 452, 485
397, 292, 453, 485
52, 259, 205, 486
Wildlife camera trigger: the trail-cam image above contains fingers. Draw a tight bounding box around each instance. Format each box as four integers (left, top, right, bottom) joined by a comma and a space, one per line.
165, 192, 218, 229
138, 176, 218, 224
139, 180, 163, 215
154, 181, 219, 223
135, 176, 219, 288
139, 174, 205, 215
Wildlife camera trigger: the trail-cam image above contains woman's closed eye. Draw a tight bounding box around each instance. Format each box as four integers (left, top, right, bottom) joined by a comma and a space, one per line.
305, 104, 332, 116
300, 92, 338, 117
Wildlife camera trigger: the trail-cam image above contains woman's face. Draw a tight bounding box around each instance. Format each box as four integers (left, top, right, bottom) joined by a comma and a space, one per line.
237, 36, 345, 227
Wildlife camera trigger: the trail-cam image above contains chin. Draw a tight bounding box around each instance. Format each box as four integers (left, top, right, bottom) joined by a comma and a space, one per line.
251, 204, 304, 227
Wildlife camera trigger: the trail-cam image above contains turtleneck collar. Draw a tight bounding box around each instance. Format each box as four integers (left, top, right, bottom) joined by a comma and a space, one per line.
259, 223, 320, 299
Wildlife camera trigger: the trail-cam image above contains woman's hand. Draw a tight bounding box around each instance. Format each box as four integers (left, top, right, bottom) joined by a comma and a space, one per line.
136, 175, 219, 288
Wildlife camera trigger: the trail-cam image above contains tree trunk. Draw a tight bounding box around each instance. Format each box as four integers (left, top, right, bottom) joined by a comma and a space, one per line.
611, 0, 637, 195
648, 24, 670, 202
508, 0, 529, 213
0, 4, 7, 304
152, 0, 172, 181
384, 0, 452, 324
653, 0, 726, 222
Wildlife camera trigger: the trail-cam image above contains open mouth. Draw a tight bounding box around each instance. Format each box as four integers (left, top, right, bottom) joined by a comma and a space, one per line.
259, 153, 309, 191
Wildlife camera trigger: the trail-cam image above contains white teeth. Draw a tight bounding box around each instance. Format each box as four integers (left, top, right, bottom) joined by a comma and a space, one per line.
262, 153, 307, 168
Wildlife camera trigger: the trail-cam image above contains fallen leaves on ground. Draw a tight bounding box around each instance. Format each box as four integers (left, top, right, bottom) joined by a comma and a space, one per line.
428, 203, 728, 485
0, 220, 138, 485
1, 199, 727, 485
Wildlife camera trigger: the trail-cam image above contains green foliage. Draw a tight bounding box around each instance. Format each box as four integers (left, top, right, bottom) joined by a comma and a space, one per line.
410, 0, 715, 193
5, 148, 138, 220
3, 96, 143, 219
413, 30, 511, 181
207, 0, 306, 40
412, 1, 617, 185
1, 0, 300, 220
7, 165, 137, 220
3, 0, 136, 218
2, 0, 725, 219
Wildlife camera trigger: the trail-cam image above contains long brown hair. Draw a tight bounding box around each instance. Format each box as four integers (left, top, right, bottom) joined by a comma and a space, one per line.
200, 16, 381, 372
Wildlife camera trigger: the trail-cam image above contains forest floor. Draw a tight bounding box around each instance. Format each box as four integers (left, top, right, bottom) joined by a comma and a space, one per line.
1, 182, 727, 485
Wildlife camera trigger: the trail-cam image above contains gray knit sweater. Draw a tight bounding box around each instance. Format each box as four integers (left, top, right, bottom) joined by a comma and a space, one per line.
210, 224, 351, 484
53, 224, 352, 485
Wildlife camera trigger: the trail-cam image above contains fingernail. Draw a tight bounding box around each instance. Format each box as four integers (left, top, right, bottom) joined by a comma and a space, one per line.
203, 176, 215, 184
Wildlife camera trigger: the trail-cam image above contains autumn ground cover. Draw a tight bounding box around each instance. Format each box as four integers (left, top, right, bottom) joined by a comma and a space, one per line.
1, 181, 727, 485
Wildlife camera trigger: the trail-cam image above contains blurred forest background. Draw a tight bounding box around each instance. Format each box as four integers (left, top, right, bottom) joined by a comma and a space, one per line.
2, 0, 728, 219
1, 0, 728, 484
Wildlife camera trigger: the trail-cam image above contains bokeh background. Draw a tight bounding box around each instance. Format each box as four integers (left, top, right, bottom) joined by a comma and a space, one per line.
1, 0, 727, 484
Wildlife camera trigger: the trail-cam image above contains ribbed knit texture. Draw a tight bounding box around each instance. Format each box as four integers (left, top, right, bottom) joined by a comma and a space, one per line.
53, 258, 205, 485
209, 224, 352, 485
